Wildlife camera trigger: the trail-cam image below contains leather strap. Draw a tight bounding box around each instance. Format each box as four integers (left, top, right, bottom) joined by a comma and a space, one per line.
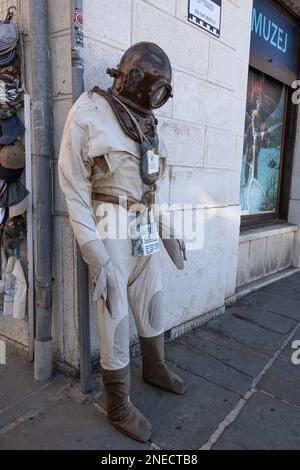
90, 86, 158, 146
92, 193, 139, 211
91, 87, 141, 143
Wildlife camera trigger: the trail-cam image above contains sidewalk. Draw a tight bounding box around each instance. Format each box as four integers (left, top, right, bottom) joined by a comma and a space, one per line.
1, 273, 300, 450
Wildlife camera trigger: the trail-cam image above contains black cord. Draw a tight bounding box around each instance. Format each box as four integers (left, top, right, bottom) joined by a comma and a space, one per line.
4, 6, 16, 24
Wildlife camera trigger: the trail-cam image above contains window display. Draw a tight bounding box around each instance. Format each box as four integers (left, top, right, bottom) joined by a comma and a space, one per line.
240, 68, 286, 216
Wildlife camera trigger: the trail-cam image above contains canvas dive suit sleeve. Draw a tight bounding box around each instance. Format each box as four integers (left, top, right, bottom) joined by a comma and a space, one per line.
58, 116, 117, 313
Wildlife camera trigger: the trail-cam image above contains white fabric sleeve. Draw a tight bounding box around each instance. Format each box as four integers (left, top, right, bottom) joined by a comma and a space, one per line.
58, 118, 110, 271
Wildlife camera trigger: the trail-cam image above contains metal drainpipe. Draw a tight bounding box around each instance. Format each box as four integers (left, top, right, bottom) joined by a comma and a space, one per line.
70, 0, 92, 394
30, 0, 53, 381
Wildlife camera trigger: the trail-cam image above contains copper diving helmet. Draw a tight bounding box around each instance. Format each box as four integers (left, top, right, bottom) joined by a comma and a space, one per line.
107, 42, 173, 115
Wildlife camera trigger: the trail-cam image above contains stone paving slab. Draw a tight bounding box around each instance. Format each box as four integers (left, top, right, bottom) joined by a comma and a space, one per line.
0, 374, 71, 431
180, 327, 269, 378
163, 340, 252, 396
212, 391, 300, 450
0, 396, 150, 451
207, 314, 285, 356
280, 274, 300, 290
129, 359, 240, 450
212, 430, 268, 450
265, 279, 300, 303
281, 331, 300, 359
0, 353, 47, 410
258, 352, 300, 407
229, 302, 297, 335
239, 290, 300, 322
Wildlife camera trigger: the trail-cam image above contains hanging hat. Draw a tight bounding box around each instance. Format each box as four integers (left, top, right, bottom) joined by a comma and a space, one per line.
0, 206, 8, 229
0, 179, 8, 207
0, 178, 6, 193
0, 95, 23, 119
0, 47, 16, 67
0, 140, 25, 182
0, 54, 21, 77
6, 181, 29, 208
0, 61, 23, 119
0, 114, 24, 145
9, 194, 27, 218
0, 20, 19, 52
0, 74, 23, 117
4, 214, 26, 243
0, 103, 21, 119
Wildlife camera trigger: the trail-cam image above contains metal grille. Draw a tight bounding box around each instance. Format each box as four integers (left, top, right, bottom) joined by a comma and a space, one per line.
0, 0, 17, 23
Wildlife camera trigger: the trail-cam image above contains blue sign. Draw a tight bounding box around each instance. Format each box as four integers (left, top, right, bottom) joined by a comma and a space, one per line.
251, 0, 298, 75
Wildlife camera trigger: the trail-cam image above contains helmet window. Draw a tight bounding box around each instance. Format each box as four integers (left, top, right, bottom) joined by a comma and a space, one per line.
151, 86, 169, 108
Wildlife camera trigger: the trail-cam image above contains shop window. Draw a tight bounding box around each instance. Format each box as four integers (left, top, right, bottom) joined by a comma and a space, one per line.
240, 0, 300, 228
240, 68, 287, 217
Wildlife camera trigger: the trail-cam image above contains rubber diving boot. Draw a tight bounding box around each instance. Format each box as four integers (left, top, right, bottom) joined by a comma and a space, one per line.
139, 334, 186, 395
102, 364, 152, 443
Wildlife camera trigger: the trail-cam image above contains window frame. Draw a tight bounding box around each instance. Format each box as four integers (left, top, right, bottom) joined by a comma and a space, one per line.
241, 0, 300, 230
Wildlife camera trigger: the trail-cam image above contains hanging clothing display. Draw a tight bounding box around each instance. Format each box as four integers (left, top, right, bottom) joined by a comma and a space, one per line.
12, 258, 26, 320
0, 246, 7, 294
0, 113, 25, 145
3, 255, 15, 316
0, 7, 28, 323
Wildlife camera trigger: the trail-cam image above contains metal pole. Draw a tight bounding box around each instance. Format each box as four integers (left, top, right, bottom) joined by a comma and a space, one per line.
24, 94, 35, 363
30, 0, 53, 381
70, 0, 92, 394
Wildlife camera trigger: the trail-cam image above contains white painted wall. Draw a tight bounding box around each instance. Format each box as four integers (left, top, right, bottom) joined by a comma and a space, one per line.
48, 0, 81, 369
237, 225, 297, 289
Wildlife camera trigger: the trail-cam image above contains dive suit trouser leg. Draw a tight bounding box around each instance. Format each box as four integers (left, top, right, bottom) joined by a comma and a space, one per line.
128, 253, 186, 395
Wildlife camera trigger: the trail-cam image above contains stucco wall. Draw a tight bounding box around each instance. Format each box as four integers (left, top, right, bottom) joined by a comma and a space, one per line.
48, 0, 81, 369
83, 0, 253, 361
